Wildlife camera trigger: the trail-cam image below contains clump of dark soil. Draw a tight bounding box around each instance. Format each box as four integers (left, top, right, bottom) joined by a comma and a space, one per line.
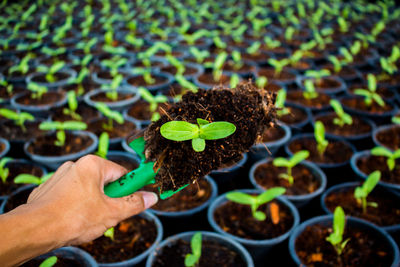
144, 82, 276, 193
375, 126, 400, 150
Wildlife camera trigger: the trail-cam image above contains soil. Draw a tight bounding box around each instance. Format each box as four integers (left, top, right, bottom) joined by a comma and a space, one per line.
214, 199, 294, 240
315, 113, 372, 137
4, 187, 33, 212
375, 126, 400, 150
324, 186, 400, 227
241, 52, 269, 63
144, 82, 276, 192
161, 65, 198, 76
323, 65, 358, 79
254, 162, 320, 195
286, 91, 331, 109
0, 161, 44, 196
144, 178, 212, 212
152, 238, 247, 267
295, 223, 393, 267
278, 106, 308, 125
163, 83, 185, 97
262, 82, 283, 93
356, 155, 400, 185
260, 125, 285, 142
87, 118, 138, 139
302, 78, 341, 90
127, 100, 170, 121
133, 60, 164, 69
51, 103, 100, 122
79, 216, 157, 263
15, 91, 64, 106
90, 91, 135, 102
340, 97, 393, 113
109, 157, 139, 171
0, 85, 24, 99
27, 132, 93, 156
223, 61, 255, 73
21, 258, 85, 267
127, 75, 168, 87
0, 142, 4, 153
0, 120, 43, 141
258, 68, 296, 82
288, 138, 353, 165
31, 72, 69, 83
197, 73, 230, 86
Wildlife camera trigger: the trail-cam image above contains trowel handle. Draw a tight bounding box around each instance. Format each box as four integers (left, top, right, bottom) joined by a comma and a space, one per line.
104, 162, 156, 198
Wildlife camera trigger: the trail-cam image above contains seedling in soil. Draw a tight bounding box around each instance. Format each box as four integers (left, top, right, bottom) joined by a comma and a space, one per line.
392, 115, 400, 124
101, 74, 123, 101
103, 227, 114, 241
139, 87, 168, 121
166, 55, 185, 75
160, 118, 236, 152
303, 79, 318, 100
62, 91, 81, 121
267, 58, 290, 77
39, 256, 57, 267
41, 47, 66, 58
95, 132, 109, 159
36, 61, 65, 83
0, 108, 35, 132
275, 89, 290, 116
101, 56, 128, 77
289, 50, 304, 66
326, 206, 350, 256
327, 55, 344, 73
27, 82, 47, 100
380, 46, 400, 75
255, 76, 268, 89
175, 75, 198, 94
370, 146, 400, 171
213, 52, 228, 82
330, 99, 353, 127
273, 150, 309, 185
225, 187, 286, 221
314, 121, 328, 156
182, 29, 208, 45
0, 157, 12, 184
132, 67, 155, 85
304, 69, 331, 85
185, 232, 202, 267
354, 74, 385, 107
246, 41, 261, 55
230, 74, 240, 88
231, 50, 243, 70
339, 47, 354, 64
263, 36, 281, 49
39, 121, 87, 147
8, 53, 34, 75
14, 172, 54, 185
354, 170, 380, 213
0, 79, 13, 98
76, 37, 97, 54
125, 34, 144, 49
95, 103, 124, 131
189, 47, 210, 64
71, 68, 90, 96
285, 26, 296, 41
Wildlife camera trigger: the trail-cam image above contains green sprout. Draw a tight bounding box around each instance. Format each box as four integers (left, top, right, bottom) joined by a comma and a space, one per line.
0, 157, 12, 184
175, 75, 198, 93
166, 55, 185, 75
380, 46, 399, 75
125, 34, 144, 49
182, 29, 208, 45
273, 150, 309, 185
184, 232, 202, 267
213, 35, 227, 49
370, 146, 400, 171
101, 56, 128, 77
225, 187, 286, 221
230, 74, 240, 88
326, 206, 350, 256
256, 76, 268, 89
62, 91, 81, 121
231, 50, 243, 70
339, 47, 354, 64
14, 172, 54, 185
267, 58, 290, 76
246, 41, 261, 55
95, 132, 109, 159
349, 41, 362, 55
330, 99, 353, 127
392, 115, 400, 124
327, 55, 343, 73
263, 36, 281, 49
39, 256, 58, 267
354, 74, 385, 107
160, 118, 236, 152
304, 69, 331, 85
285, 26, 296, 41
36, 61, 65, 83
132, 68, 155, 85
103, 227, 114, 241
189, 47, 210, 64
39, 121, 87, 147
275, 89, 289, 116
41, 47, 66, 58
95, 103, 124, 131
139, 87, 167, 121
213, 52, 227, 82
102, 74, 123, 101
303, 79, 318, 100
0, 79, 13, 98
0, 108, 35, 132
314, 121, 328, 156
8, 53, 34, 75
354, 170, 380, 213
27, 83, 48, 100
337, 17, 349, 32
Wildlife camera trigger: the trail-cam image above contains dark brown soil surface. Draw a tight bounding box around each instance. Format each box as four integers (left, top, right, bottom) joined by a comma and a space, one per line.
161, 65, 198, 76
21, 258, 84, 267
214, 199, 294, 240
127, 100, 170, 121
324, 186, 400, 227
278, 106, 308, 125
260, 125, 284, 142
0, 142, 4, 153
144, 83, 276, 193
223, 61, 255, 73
90, 91, 135, 102
0, 120, 43, 141
197, 73, 230, 86
295, 223, 393, 267
375, 126, 400, 150
357, 155, 400, 185
88, 118, 138, 139
241, 52, 269, 62
79, 216, 157, 263
0, 161, 44, 196
163, 84, 185, 97
31, 72, 69, 83
288, 138, 353, 165
152, 238, 247, 267
254, 162, 320, 195
144, 178, 211, 212
341, 98, 393, 113
51, 104, 100, 122
258, 68, 295, 81
286, 91, 331, 108
316, 113, 372, 137
15, 91, 64, 106
302, 77, 341, 90
262, 82, 283, 93
27, 133, 93, 156
4, 187, 34, 212
323, 65, 358, 79
127, 75, 167, 87
0, 86, 24, 98
133, 60, 164, 69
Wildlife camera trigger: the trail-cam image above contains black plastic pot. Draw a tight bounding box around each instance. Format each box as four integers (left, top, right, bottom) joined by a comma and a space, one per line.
26, 68, 77, 89
84, 87, 140, 111
160, 62, 204, 81
372, 124, 400, 151
0, 184, 35, 214
0, 137, 10, 158
125, 72, 174, 93
296, 75, 347, 96
278, 103, 312, 135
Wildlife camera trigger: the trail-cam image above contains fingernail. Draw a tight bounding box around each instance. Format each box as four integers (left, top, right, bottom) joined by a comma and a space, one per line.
141, 192, 158, 209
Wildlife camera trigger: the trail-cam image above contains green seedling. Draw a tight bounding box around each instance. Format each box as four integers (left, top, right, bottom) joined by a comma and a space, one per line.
263, 36, 281, 49
326, 206, 350, 256
213, 52, 227, 82
371, 146, 400, 171
303, 79, 318, 100
231, 50, 243, 70
139, 87, 167, 121
339, 47, 354, 64
327, 55, 343, 73
96, 132, 109, 159
8, 53, 33, 75
27, 83, 48, 100
182, 29, 208, 45
125, 34, 144, 49
354, 170, 380, 213
285, 26, 296, 41
252, 18, 271, 36
76, 38, 97, 54
330, 99, 352, 127
256, 76, 268, 89
380, 46, 400, 75
14, 172, 54, 185
246, 41, 261, 55
225, 187, 286, 221
0, 108, 34, 132
337, 17, 349, 32
185, 232, 202, 267
275, 89, 289, 116
304, 69, 331, 85
273, 150, 309, 185
160, 118, 236, 152
101, 56, 128, 77
289, 50, 304, 65
0, 157, 12, 184
39, 121, 87, 146
314, 121, 328, 156
213, 35, 227, 49
39, 256, 57, 267
41, 47, 66, 58
354, 74, 385, 107
230, 74, 240, 88
132, 68, 155, 85
62, 91, 81, 121
175, 75, 198, 93
350, 41, 362, 55
36, 61, 65, 83
103, 227, 114, 241
95, 103, 124, 131
166, 55, 185, 75
268, 58, 290, 76
102, 74, 123, 101
0, 79, 13, 97
392, 115, 400, 124
189, 47, 210, 64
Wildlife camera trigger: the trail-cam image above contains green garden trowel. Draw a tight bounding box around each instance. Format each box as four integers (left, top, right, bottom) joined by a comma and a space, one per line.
104, 137, 189, 199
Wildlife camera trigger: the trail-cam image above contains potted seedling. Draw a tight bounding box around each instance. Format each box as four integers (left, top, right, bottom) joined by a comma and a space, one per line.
222, 50, 255, 77
299, 69, 345, 95
127, 66, 174, 92
195, 52, 230, 89
4, 53, 35, 83
29, 61, 76, 88
188, 47, 210, 65
0, 108, 34, 133
261, 58, 293, 85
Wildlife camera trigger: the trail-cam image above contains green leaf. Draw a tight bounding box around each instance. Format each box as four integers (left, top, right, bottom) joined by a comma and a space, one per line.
39, 256, 57, 267
160, 121, 199, 141
362, 170, 380, 195
371, 146, 393, 158
290, 150, 309, 166
192, 138, 206, 152
96, 132, 109, 159
103, 227, 114, 240
184, 254, 198, 267
196, 118, 209, 126
273, 157, 290, 167
62, 121, 87, 130
14, 174, 41, 185
226, 192, 255, 205
199, 122, 236, 140
190, 232, 202, 258
254, 211, 266, 221
256, 187, 286, 205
